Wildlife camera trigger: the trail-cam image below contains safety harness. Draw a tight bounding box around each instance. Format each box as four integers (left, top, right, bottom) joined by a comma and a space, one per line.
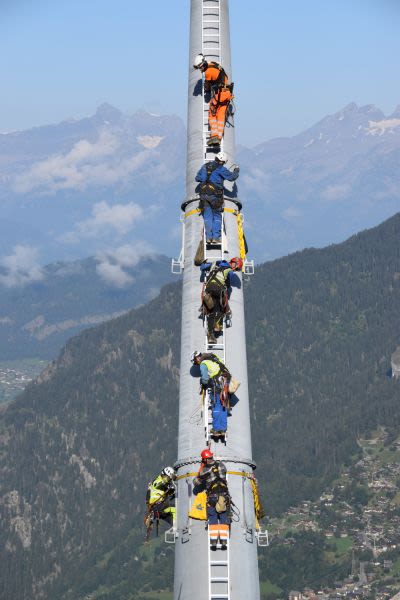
144, 476, 175, 541
208, 62, 228, 89
198, 162, 224, 210
206, 263, 231, 290
207, 465, 232, 518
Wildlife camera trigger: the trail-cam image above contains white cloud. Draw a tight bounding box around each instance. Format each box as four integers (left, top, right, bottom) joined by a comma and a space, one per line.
13, 131, 151, 194
0, 245, 44, 288
95, 243, 154, 288
60, 201, 144, 243
79, 201, 143, 236
282, 207, 303, 220
241, 168, 271, 197
321, 183, 350, 202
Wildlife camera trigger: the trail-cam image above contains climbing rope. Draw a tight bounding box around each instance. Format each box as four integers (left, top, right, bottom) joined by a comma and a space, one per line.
237, 213, 246, 262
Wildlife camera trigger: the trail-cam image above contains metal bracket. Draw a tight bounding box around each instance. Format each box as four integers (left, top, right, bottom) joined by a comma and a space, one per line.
171, 257, 184, 275
181, 526, 191, 544
244, 526, 254, 543
256, 529, 269, 547
244, 259, 255, 275
164, 527, 178, 544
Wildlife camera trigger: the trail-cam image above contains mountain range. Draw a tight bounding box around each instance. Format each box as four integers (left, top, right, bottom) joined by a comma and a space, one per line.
0, 101, 399, 272
1, 213, 400, 599
0, 253, 175, 361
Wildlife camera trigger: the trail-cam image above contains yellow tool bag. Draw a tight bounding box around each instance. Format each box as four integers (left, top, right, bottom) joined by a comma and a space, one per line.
188, 491, 208, 520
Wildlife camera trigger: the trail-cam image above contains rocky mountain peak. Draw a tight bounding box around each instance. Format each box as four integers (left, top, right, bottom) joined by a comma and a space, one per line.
94, 103, 123, 123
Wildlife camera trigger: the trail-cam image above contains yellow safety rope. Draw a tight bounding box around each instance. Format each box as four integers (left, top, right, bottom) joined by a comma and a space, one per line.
176, 469, 265, 529
184, 208, 201, 218
185, 206, 236, 219
250, 476, 265, 522
237, 213, 246, 261
176, 470, 253, 481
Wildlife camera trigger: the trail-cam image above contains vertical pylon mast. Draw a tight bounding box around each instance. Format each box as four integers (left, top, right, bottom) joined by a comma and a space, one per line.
173, 1, 261, 599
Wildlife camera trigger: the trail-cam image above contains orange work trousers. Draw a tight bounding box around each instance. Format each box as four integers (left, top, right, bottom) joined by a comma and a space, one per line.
209, 89, 232, 140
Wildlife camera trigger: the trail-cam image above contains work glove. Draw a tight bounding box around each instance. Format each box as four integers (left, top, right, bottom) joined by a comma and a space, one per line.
233, 166, 240, 174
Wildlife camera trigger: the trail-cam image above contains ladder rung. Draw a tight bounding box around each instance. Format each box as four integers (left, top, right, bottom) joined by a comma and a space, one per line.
210, 561, 228, 566
211, 577, 229, 582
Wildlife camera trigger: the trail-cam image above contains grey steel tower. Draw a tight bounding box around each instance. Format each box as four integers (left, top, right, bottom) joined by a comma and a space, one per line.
171, 1, 265, 599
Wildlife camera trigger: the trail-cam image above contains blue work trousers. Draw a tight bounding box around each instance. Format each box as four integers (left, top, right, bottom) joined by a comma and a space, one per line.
211, 390, 227, 432
207, 505, 229, 525
203, 206, 222, 241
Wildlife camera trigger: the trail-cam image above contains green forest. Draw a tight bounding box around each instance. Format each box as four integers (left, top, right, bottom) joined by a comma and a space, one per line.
0, 213, 400, 599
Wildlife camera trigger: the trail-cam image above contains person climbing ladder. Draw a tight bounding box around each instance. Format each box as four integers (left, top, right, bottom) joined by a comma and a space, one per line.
193, 53, 234, 147
200, 256, 243, 343
193, 449, 231, 549
195, 151, 239, 245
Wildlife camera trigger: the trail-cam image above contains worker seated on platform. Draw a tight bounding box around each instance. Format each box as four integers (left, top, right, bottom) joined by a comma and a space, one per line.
193, 449, 231, 550
195, 151, 239, 245
193, 53, 234, 147
200, 257, 243, 344
191, 351, 240, 437
144, 466, 176, 537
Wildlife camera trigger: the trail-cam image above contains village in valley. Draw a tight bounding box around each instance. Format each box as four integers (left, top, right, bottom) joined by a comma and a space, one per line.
268, 429, 400, 600
0, 360, 47, 403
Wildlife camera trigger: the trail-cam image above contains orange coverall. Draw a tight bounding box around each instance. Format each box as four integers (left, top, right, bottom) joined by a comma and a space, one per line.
204, 63, 233, 141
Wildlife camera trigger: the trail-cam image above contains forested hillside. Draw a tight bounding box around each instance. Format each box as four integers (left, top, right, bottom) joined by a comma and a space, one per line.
246, 212, 400, 513
1, 213, 400, 599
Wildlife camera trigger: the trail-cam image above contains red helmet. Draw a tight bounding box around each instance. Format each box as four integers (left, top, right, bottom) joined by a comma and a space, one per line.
230, 257, 243, 270
201, 448, 213, 460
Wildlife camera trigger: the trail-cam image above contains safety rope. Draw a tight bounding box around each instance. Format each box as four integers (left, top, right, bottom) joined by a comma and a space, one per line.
184, 208, 201, 218
176, 469, 253, 481
184, 206, 238, 219
237, 212, 246, 261
174, 456, 256, 470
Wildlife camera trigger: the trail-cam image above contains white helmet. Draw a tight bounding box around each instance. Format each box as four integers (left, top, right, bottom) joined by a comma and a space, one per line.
193, 53, 207, 69
191, 350, 202, 363
215, 151, 228, 164
162, 466, 176, 479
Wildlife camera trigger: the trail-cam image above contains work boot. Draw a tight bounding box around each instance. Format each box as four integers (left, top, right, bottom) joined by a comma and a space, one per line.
208, 333, 217, 344
207, 136, 220, 147
212, 238, 221, 245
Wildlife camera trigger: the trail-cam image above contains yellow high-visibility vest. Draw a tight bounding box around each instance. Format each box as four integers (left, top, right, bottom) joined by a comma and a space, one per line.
202, 360, 220, 379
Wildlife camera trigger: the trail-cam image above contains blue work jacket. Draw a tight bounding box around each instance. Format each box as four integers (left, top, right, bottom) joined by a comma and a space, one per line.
195, 162, 239, 192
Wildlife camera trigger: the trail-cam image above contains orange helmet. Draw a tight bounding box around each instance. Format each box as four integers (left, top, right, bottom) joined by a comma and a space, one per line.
230, 257, 243, 270
201, 448, 213, 460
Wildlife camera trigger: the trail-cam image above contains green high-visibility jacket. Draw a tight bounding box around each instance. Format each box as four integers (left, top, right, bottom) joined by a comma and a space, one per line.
148, 474, 173, 505
201, 359, 221, 379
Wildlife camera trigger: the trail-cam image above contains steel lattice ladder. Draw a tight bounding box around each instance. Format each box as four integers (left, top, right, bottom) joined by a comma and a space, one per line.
201, 4, 231, 597
208, 541, 230, 600
207, 473, 231, 600
202, 221, 228, 446
202, 0, 223, 162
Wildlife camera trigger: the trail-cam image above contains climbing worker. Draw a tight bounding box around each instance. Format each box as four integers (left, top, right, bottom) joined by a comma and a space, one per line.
193, 53, 234, 146
195, 151, 239, 244
191, 351, 238, 437
144, 466, 177, 540
200, 257, 244, 344
193, 449, 230, 549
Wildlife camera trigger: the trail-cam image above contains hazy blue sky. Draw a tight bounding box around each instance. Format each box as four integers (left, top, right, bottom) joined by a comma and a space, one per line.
2, 0, 400, 145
